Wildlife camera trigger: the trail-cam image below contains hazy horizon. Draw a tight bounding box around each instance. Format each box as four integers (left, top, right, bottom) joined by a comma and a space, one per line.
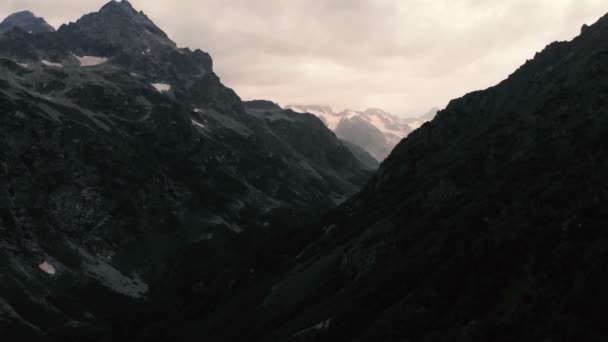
1, 0, 606, 117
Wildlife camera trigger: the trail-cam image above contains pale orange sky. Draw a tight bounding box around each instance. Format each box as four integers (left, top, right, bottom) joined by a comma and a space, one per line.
1, 0, 606, 117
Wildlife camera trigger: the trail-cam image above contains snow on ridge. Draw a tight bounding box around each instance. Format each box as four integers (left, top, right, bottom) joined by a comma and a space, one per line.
38, 261, 56, 275
41, 60, 63, 68
74, 54, 109, 67
151, 83, 171, 93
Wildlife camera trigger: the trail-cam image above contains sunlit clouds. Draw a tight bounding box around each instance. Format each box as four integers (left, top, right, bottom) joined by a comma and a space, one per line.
2, 0, 606, 116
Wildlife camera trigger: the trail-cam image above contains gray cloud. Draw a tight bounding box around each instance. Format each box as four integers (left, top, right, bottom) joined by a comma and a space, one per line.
1, 0, 606, 116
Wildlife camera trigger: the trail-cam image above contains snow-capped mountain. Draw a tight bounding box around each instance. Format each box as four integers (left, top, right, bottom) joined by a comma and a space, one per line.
0, 2, 373, 339
287, 105, 437, 160
404, 107, 440, 130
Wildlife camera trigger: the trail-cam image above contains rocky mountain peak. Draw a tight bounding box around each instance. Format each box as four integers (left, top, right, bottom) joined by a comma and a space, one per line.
244, 100, 282, 111
288, 104, 335, 114
58, 0, 176, 52
0, 10, 55, 34
99, 0, 139, 17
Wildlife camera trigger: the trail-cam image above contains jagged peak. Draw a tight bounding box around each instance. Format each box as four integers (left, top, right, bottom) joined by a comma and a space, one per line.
4, 11, 37, 20
100, 0, 137, 14
0, 10, 55, 33
244, 100, 282, 111
58, 0, 176, 49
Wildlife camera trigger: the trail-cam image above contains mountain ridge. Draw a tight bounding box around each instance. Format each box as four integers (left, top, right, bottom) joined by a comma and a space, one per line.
0, 2, 372, 339
0, 11, 55, 34
156, 10, 608, 342
287, 104, 437, 160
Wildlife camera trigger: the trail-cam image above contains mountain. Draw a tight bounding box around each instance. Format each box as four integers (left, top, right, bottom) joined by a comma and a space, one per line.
287, 105, 437, 160
161, 13, 608, 342
0, 11, 55, 34
244, 100, 378, 172
340, 140, 380, 170
0, 2, 372, 339
404, 107, 440, 129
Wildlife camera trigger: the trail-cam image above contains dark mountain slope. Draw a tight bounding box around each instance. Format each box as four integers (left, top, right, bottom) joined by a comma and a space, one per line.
247, 101, 379, 170
169, 13, 608, 342
334, 115, 391, 162
0, 2, 371, 340
0, 11, 55, 34
245, 100, 376, 179
340, 140, 379, 170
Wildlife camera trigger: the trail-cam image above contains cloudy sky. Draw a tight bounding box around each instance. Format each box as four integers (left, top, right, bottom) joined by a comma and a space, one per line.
1, 0, 606, 116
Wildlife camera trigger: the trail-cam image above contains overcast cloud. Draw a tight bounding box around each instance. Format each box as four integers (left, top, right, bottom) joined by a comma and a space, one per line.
1, 0, 607, 116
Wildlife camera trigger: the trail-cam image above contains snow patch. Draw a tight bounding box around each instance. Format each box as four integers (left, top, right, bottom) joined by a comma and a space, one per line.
151, 83, 171, 93
74, 54, 108, 67
38, 261, 56, 275
70, 243, 148, 298
41, 60, 63, 68
83, 260, 148, 298
294, 319, 332, 337
191, 119, 205, 129
16, 62, 29, 68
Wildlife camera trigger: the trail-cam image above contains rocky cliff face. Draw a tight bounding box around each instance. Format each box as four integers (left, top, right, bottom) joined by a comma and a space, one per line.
163, 13, 608, 342
0, 2, 371, 339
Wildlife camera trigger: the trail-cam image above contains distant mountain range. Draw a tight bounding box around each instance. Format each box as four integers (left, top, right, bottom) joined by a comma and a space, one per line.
287, 105, 438, 160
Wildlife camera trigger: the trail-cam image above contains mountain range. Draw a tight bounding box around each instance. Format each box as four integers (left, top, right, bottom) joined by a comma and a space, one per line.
3, 1, 608, 342
287, 105, 438, 161
0, 1, 373, 339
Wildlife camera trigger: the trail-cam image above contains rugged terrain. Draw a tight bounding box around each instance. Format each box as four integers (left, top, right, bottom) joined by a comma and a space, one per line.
3, 1, 608, 342
0, 1, 372, 339
0, 11, 54, 34
288, 105, 437, 161
166, 12, 608, 342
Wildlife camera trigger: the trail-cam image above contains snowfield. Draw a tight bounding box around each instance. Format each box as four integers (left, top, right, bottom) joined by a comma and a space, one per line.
151, 83, 171, 93
74, 54, 109, 67
38, 261, 56, 275
41, 60, 63, 68
191, 119, 206, 129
